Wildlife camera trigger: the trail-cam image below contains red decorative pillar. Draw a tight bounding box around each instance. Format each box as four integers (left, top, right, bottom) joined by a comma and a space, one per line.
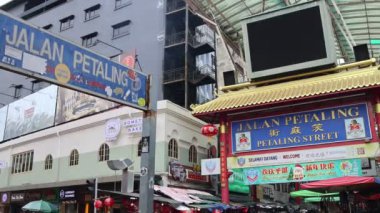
219, 115, 230, 204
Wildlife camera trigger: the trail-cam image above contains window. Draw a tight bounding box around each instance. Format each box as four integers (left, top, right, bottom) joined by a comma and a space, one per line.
81, 32, 98, 47
45, 154, 53, 170
189, 145, 197, 163
60, 15, 74, 31
85, 4, 101, 21
115, 0, 132, 10
208, 145, 217, 158
112, 20, 131, 39
168, 139, 178, 159
11, 150, 34, 174
69, 149, 79, 166
99, 143, 110, 162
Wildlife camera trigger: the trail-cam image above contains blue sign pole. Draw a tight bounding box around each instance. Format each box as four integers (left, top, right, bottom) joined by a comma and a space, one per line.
0, 11, 148, 110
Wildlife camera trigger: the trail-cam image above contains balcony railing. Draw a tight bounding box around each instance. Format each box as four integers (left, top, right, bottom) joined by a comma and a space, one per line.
166, 0, 186, 13
164, 65, 215, 84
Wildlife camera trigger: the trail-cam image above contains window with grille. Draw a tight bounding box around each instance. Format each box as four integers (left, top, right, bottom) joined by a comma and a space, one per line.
115, 0, 132, 10
85, 4, 100, 21
99, 143, 110, 162
112, 20, 131, 39
168, 139, 178, 159
189, 145, 197, 163
81, 32, 98, 47
60, 15, 74, 31
69, 149, 79, 166
45, 154, 53, 170
11, 150, 34, 174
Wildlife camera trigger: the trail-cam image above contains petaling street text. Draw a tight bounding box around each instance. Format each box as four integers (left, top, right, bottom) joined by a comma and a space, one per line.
257, 131, 339, 148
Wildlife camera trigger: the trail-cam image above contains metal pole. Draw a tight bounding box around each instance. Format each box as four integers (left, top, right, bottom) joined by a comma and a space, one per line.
94, 177, 98, 213
139, 75, 157, 213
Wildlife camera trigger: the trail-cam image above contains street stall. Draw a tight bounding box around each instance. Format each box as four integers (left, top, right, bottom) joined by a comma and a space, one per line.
301, 176, 380, 212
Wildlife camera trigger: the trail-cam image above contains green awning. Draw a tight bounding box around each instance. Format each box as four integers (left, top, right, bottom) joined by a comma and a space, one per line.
290, 190, 339, 198
305, 196, 340, 203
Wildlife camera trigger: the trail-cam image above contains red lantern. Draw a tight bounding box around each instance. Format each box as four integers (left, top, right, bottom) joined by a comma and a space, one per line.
201, 124, 218, 137
104, 197, 115, 207
94, 200, 103, 209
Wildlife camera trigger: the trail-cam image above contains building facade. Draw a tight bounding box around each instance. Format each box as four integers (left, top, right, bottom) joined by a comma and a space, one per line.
0, 0, 217, 109
0, 89, 216, 212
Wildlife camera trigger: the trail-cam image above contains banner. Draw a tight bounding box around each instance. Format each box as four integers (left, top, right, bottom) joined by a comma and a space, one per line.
234, 158, 362, 185
228, 143, 379, 168
4, 85, 57, 140
201, 158, 220, 175
55, 87, 117, 124
232, 103, 371, 152
0, 106, 7, 141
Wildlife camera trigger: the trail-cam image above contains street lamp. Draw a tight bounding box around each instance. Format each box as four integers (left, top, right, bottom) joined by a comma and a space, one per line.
107, 158, 134, 193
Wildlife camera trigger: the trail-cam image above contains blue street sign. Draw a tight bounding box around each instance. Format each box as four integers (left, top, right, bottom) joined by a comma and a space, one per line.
0, 11, 148, 110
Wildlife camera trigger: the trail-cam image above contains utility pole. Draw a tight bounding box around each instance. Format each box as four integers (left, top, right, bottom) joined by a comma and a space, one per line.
138, 75, 157, 213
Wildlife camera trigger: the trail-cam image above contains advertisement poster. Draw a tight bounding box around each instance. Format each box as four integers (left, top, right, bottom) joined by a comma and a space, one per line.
0, 106, 7, 142
4, 85, 57, 140
55, 87, 117, 124
235, 158, 362, 185
231, 103, 371, 152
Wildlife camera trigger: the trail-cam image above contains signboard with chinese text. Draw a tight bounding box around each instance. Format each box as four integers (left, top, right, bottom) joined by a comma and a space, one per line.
0, 11, 148, 110
235, 158, 362, 185
228, 143, 379, 168
231, 103, 371, 152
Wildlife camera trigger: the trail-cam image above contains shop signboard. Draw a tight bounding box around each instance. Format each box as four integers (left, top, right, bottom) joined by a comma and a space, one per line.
4, 85, 57, 140
0, 106, 7, 142
59, 189, 76, 200
234, 158, 362, 185
231, 103, 371, 152
1, 193, 9, 204
0, 11, 148, 110
228, 143, 379, 168
10, 193, 25, 202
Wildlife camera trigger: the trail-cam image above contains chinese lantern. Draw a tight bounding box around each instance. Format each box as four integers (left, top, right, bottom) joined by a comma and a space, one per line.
94, 200, 103, 209
104, 197, 115, 207
201, 124, 218, 137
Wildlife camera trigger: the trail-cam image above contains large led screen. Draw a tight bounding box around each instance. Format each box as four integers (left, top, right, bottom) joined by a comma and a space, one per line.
55, 87, 118, 124
0, 106, 7, 142
4, 85, 57, 140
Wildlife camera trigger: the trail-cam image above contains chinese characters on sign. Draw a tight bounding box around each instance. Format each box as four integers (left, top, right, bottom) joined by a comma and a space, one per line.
231, 103, 371, 152
235, 158, 362, 185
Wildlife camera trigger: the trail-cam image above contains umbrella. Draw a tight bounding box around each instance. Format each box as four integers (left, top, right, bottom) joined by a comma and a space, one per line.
22, 200, 58, 212
290, 190, 339, 198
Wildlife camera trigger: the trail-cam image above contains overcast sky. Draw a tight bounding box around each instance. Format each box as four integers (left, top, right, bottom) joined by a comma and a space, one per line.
0, 0, 12, 7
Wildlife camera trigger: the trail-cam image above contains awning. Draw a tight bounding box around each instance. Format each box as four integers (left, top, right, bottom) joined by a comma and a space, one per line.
192, 63, 380, 117
290, 190, 339, 198
305, 196, 340, 203
301, 176, 380, 192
